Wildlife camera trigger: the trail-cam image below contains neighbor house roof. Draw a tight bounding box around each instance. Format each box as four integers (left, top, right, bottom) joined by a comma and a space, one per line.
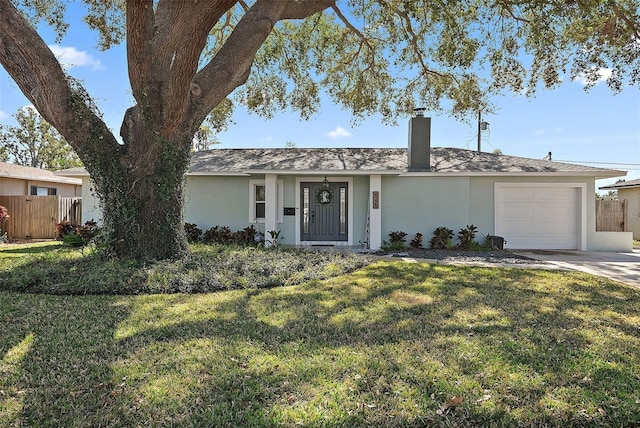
1, 161, 82, 185
599, 178, 640, 190
55, 147, 625, 179
188, 147, 624, 178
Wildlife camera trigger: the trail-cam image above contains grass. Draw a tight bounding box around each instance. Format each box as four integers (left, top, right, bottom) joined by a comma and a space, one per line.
633, 239, 640, 249
1, 244, 640, 426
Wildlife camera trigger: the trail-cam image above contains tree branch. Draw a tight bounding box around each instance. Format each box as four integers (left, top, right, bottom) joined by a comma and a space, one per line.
492, 0, 531, 24
149, 0, 237, 139
189, 0, 334, 132
378, 0, 451, 81
612, 2, 640, 41
126, 0, 155, 104
0, 0, 120, 165
331, 3, 377, 70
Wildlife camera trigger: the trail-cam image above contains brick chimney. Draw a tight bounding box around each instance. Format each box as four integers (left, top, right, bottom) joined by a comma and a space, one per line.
408, 108, 431, 171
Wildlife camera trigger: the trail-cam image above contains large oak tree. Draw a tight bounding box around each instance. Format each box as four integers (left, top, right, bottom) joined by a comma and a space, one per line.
0, 0, 638, 260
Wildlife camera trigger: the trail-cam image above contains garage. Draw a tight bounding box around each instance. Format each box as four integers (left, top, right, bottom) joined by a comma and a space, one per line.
495, 184, 581, 250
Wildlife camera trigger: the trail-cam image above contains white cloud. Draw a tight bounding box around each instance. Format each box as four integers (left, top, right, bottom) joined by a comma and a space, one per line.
533, 126, 564, 136
0, 110, 7, 120
574, 67, 612, 85
325, 126, 352, 139
48, 45, 104, 70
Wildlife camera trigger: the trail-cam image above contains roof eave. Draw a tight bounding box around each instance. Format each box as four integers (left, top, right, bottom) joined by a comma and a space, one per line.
400, 170, 626, 178
226, 169, 405, 175
1, 172, 82, 185
53, 170, 89, 178
599, 184, 640, 190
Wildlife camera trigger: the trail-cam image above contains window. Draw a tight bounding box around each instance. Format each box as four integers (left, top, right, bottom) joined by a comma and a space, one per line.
339, 187, 346, 234
30, 186, 57, 196
249, 180, 284, 223
255, 185, 266, 219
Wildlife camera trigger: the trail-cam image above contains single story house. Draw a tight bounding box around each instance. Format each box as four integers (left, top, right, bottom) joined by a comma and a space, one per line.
1, 162, 83, 239
599, 178, 640, 240
59, 114, 631, 251
0, 161, 81, 197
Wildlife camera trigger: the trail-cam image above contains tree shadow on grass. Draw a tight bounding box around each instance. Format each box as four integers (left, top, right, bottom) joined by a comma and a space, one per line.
0, 242, 62, 255
0, 292, 133, 426
2, 261, 640, 426
107, 263, 640, 426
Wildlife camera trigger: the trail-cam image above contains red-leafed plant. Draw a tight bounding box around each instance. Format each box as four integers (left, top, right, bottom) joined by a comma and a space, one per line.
0, 205, 9, 223
0, 205, 9, 241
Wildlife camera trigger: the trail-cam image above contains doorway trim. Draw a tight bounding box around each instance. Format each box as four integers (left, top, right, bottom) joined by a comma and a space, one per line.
295, 176, 354, 246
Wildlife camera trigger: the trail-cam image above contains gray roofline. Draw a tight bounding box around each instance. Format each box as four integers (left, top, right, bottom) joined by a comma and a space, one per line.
402, 171, 626, 179
54, 147, 627, 179
599, 181, 640, 190
238, 170, 626, 178
1, 165, 82, 185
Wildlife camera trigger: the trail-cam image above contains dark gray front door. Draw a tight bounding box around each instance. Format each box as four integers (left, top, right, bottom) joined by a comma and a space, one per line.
301, 182, 348, 241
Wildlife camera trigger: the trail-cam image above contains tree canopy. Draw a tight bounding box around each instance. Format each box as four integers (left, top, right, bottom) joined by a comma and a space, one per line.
0, 0, 638, 260
0, 106, 83, 170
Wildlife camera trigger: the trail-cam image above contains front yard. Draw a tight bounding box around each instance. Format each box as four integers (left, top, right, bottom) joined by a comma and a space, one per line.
1, 243, 639, 426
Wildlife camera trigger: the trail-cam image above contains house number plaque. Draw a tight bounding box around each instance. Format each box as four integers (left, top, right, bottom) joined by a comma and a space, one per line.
372, 191, 380, 209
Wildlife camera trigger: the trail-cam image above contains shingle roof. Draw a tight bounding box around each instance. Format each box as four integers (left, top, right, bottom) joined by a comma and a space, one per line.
189, 147, 623, 177
0, 161, 82, 185
55, 147, 625, 178
599, 178, 640, 189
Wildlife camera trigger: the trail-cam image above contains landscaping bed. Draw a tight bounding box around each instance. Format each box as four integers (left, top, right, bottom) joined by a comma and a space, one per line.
0, 243, 371, 295
375, 248, 543, 264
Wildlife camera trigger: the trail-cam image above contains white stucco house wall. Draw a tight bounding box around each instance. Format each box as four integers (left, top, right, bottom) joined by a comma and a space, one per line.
58, 115, 631, 251
600, 178, 640, 240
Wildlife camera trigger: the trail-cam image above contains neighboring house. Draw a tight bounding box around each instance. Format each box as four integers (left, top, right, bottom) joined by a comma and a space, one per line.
58, 114, 631, 251
0, 162, 82, 239
599, 178, 640, 240
0, 161, 82, 197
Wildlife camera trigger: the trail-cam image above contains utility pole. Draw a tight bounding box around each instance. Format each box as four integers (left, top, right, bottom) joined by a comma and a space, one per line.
477, 111, 482, 152
477, 111, 489, 152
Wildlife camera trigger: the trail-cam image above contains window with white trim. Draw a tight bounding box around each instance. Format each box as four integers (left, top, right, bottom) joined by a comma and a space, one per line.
249, 180, 284, 223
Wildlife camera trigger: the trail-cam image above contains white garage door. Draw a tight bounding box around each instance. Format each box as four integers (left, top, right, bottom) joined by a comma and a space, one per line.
495, 186, 579, 249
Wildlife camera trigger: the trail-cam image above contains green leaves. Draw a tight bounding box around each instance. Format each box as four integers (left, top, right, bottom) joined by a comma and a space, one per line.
0, 106, 82, 170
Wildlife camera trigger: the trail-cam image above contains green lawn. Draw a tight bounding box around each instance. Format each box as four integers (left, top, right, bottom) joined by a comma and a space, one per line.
1, 244, 639, 427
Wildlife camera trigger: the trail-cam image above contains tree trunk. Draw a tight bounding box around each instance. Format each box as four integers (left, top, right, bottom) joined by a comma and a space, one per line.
90, 130, 191, 260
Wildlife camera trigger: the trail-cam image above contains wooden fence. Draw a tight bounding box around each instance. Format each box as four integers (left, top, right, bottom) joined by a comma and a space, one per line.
596, 199, 627, 232
0, 196, 82, 239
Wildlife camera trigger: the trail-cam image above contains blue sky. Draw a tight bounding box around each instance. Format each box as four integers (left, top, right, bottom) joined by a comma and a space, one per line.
1, 4, 639, 189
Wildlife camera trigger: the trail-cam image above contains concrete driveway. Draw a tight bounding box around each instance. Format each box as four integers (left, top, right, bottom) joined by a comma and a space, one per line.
515, 250, 640, 288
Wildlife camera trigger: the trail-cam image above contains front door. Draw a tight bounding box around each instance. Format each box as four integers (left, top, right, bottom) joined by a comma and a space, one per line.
300, 182, 348, 242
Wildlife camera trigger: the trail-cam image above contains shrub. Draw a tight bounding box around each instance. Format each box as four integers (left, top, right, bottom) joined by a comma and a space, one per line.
55, 221, 76, 240
202, 225, 234, 244
409, 232, 423, 249
0, 204, 9, 223
0, 204, 8, 241
76, 220, 100, 242
63, 233, 85, 247
184, 223, 202, 243
381, 231, 408, 251
457, 225, 478, 250
429, 227, 453, 249
235, 225, 259, 246
389, 231, 407, 246
55, 220, 101, 246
